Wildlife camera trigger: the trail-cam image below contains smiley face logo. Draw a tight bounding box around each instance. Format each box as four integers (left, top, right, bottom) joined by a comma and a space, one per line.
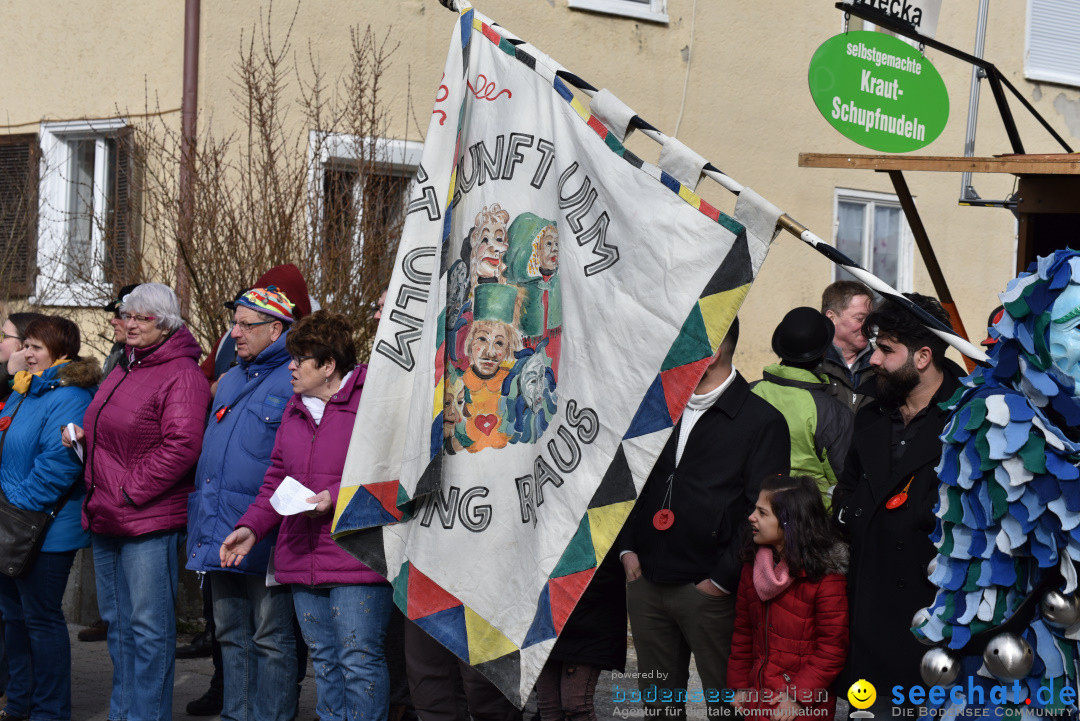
847, 679, 876, 710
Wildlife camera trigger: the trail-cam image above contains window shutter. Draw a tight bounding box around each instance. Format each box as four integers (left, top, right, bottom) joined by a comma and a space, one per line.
321, 163, 360, 261
106, 126, 140, 289
0, 134, 39, 298
1026, 0, 1080, 86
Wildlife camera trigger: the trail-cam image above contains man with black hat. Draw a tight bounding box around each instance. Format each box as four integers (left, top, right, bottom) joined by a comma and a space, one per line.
101, 284, 139, 379
752, 307, 854, 509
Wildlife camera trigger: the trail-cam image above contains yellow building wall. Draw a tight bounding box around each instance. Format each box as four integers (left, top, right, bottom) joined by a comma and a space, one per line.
1, 1, 1077, 373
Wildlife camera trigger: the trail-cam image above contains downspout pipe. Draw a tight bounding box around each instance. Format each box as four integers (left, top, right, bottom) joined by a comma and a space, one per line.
178, 0, 200, 313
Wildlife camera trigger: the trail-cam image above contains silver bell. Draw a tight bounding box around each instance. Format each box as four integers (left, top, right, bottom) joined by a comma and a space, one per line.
920, 647, 961, 686
1041, 590, 1080, 629
983, 632, 1034, 681
912, 608, 934, 645
927, 557, 938, 577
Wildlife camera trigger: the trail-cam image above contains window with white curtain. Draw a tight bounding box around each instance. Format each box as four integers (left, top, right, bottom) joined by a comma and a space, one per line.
37, 119, 129, 306
833, 189, 913, 292
1026, 0, 1080, 86
567, 0, 668, 24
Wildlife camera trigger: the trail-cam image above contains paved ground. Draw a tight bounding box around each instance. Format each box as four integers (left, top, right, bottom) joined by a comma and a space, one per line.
67, 626, 319, 721
62, 624, 714, 720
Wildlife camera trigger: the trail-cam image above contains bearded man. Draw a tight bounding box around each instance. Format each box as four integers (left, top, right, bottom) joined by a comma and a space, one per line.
832, 293, 965, 708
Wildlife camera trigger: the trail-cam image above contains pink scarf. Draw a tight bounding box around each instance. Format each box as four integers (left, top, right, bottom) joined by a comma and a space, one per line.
753, 546, 793, 601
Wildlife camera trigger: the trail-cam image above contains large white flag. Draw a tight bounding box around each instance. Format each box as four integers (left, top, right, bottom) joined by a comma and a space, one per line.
333, 4, 777, 704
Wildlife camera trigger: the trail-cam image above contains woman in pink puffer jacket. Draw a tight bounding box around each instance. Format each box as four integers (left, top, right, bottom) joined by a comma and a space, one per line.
69, 283, 211, 721
222, 310, 391, 721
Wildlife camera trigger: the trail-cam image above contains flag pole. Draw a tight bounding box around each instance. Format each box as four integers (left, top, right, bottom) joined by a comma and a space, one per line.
773, 214, 989, 364
435, 0, 990, 366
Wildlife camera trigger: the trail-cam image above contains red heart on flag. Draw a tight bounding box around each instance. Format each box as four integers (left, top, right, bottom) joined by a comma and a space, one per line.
474, 414, 497, 436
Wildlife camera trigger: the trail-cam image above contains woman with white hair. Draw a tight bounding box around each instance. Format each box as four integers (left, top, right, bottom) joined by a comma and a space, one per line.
65, 283, 211, 721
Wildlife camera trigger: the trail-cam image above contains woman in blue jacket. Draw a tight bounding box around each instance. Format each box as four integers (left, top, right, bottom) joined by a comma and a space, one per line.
0, 316, 99, 721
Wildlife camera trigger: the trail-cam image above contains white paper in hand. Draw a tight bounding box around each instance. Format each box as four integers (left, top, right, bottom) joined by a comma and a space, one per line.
66, 422, 84, 463
270, 476, 319, 516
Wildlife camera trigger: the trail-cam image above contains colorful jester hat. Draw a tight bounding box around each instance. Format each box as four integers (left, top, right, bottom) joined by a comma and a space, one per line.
914, 250, 1080, 711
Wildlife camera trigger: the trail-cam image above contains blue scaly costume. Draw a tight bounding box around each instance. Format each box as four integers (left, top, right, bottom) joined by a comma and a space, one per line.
915, 250, 1080, 715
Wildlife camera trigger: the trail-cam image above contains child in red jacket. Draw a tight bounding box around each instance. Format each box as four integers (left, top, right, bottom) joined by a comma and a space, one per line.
728, 475, 849, 720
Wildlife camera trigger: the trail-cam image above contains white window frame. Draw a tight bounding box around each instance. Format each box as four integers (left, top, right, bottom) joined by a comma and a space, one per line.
36, 118, 126, 306
567, 0, 668, 24
307, 131, 422, 262
1025, 0, 1080, 87
832, 188, 914, 292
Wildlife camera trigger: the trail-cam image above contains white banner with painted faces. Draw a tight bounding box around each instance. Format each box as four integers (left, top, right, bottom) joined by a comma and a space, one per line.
332, 5, 776, 705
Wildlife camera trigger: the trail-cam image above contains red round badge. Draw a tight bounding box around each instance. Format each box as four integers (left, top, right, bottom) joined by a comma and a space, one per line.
652, 509, 675, 531
0, 417, 11, 431
886, 492, 908, 510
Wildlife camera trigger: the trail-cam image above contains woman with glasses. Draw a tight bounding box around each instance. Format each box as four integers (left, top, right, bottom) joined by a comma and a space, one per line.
0, 316, 99, 721
64, 283, 211, 721
0, 313, 47, 403
221, 310, 391, 721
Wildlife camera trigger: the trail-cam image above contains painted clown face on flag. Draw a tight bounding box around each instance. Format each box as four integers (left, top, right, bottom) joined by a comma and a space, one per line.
468, 204, 511, 286
466, 318, 520, 378
443, 207, 562, 454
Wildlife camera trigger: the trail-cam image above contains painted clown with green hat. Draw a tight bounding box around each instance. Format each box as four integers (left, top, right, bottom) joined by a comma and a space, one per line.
458, 282, 522, 453
504, 212, 562, 379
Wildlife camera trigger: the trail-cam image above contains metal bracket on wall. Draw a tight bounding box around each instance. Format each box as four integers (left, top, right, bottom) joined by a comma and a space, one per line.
836, 2, 1064, 214
834, 2, 1072, 158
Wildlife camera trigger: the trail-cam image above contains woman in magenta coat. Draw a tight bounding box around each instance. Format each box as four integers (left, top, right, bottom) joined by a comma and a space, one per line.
221, 310, 391, 721
66, 282, 211, 721
728, 475, 849, 720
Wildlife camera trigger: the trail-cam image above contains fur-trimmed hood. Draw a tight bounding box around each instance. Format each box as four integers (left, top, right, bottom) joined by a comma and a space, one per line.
58, 357, 103, 389
22, 357, 102, 397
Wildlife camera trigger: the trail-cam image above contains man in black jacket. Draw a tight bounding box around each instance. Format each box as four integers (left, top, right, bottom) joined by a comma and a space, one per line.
620, 318, 790, 717
833, 293, 965, 709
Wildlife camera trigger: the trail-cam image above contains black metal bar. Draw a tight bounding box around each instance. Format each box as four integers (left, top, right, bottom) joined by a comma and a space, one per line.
886, 171, 952, 303
997, 74, 1074, 152
957, 198, 1019, 209
886, 170, 977, 371
984, 70, 1025, 154
837, 2, 991, 68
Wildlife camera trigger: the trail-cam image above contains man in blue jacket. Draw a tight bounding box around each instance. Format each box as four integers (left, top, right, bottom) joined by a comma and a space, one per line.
186, 287, 298, 721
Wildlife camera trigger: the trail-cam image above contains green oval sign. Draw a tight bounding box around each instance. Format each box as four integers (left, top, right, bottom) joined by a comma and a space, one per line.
808, 31, 949, 153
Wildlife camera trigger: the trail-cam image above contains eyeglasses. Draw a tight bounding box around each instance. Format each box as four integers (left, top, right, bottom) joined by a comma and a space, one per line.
0, 330, 22, 343
120, 313, 158, 325
290, 354, 316, 366
230, 319, 275, 334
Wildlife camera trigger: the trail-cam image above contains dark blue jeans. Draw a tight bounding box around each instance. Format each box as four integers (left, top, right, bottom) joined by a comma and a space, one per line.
0, 550, 77, 721
210, 572, 297, 721
94, 531, 181, 721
